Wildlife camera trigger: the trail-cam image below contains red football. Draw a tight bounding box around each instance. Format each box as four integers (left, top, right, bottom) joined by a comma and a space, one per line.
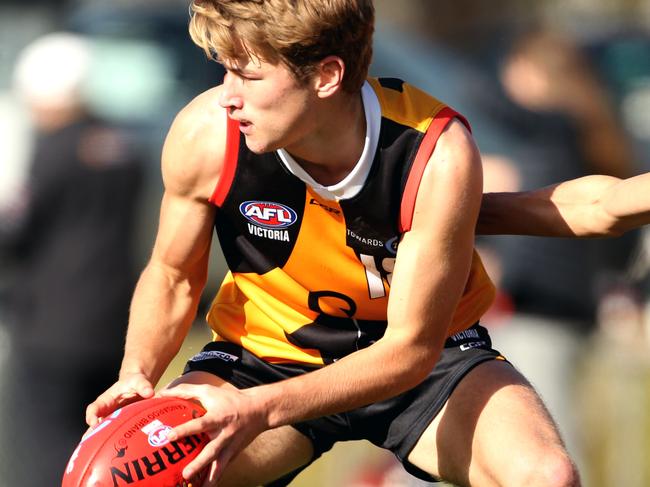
62, 397, 209, 487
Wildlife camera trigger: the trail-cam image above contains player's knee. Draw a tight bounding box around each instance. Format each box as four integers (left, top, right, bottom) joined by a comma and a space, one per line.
514, 449, 580, 487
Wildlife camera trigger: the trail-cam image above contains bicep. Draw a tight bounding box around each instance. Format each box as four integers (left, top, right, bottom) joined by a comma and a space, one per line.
147, 105, 224, 279
386, 121, 483, 345
149, 191, 215, 278
150, 97, 226, 277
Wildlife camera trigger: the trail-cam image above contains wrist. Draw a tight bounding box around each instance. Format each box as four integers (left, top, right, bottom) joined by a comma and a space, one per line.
242, 384, 283, 430
118, 360, 155, 382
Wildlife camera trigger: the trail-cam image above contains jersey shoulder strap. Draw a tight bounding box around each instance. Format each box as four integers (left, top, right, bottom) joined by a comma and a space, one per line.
208, 114, 240, 206
398, 106, 471, 233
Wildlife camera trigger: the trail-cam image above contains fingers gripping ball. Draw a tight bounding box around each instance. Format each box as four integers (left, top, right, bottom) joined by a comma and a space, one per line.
62, 397, 209, 487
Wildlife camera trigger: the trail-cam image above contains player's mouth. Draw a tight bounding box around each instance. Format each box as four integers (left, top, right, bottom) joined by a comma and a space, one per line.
239, 120, 253, 135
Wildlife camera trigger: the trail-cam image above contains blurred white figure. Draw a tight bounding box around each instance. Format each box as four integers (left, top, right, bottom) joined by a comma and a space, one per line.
0, 32, 142, 486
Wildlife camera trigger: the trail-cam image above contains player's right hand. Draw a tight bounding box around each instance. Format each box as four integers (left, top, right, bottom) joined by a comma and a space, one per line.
85, 373, 155, 427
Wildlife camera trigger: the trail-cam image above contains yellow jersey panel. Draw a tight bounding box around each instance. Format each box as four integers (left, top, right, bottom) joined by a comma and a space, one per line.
207, 78, 495, 365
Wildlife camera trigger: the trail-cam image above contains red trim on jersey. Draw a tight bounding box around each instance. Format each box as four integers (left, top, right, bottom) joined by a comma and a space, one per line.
209, 115, 240, 206
398, 107, 471, 233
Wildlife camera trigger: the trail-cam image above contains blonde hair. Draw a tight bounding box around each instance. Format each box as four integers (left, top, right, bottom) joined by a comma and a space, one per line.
189, 0, 374, 93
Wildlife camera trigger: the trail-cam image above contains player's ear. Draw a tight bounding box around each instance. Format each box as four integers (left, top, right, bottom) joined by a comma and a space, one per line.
314, 55, 344, 98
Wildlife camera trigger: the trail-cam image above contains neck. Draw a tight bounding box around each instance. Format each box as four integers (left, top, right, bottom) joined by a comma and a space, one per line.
286, 89, 366, 186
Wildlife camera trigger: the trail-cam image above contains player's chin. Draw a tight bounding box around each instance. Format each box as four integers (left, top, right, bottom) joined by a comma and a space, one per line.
243, 134, 283, 155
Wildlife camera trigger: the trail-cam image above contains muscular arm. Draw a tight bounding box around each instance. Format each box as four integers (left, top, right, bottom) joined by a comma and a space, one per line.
165, 120, 483, 479
478, 172, 650, 238
87, 90, 226, 423
118, 191, 213, 384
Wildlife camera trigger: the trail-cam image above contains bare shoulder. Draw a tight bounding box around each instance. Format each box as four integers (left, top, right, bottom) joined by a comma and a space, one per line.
162, 86, 228, 200
409, 118, 483, 233
419, 118, 482, 201
431, 118, 481, 171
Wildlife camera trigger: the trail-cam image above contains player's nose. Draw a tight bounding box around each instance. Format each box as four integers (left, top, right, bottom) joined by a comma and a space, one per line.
219, 74, 243, 111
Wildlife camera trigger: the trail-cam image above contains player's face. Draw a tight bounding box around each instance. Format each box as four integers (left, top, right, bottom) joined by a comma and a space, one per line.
219, 54, 317, 154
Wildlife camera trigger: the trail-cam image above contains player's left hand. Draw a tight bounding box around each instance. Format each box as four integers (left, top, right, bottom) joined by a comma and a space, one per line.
158, 383, 268, 485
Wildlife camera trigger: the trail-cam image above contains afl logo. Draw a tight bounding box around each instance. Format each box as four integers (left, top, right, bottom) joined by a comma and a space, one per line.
147, 425, 173, 447
239, 201, 297, 229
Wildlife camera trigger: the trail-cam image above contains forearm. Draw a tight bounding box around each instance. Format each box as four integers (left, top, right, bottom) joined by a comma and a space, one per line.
478, 175, 626, 237
249, 329, 441, 429
478, 190, 577, 237
120, 260, 206, 386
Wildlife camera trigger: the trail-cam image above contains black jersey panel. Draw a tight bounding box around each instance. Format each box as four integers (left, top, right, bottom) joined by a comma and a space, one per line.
285, 315, 387, 364
215, 142, 307, 274
380, 118, 426, 206
377, 77, 405, 92
340, 117, 423, 257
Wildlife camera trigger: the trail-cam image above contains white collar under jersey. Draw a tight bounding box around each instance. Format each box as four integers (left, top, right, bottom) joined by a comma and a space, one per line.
276, 81, 381, 201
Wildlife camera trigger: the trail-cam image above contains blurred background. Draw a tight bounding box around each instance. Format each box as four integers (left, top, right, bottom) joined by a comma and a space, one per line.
1, 0, 650, 485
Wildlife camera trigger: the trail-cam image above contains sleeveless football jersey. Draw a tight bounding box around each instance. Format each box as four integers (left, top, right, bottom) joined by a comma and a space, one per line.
206, 78, 495, 365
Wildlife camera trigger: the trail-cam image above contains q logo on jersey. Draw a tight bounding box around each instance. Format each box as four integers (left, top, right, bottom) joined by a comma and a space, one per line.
385, 236, 399, 255
239, 201, 297, 229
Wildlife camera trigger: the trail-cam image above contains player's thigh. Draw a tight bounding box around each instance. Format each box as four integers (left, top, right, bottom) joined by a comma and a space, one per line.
166, 371, 314, 487
407, 360, 576, 487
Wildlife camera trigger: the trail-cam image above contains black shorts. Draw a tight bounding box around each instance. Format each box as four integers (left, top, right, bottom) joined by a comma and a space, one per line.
183, 323, 506, 484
